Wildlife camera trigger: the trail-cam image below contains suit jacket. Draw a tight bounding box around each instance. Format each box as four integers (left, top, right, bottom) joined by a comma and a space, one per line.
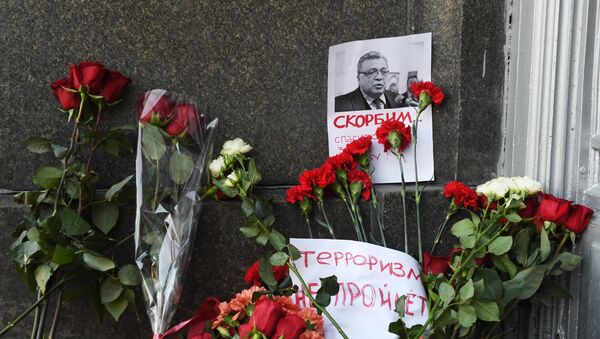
334, 88, 402, 112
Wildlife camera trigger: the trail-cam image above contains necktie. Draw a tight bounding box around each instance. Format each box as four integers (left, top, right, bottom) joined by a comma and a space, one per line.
373, 98, 383, 109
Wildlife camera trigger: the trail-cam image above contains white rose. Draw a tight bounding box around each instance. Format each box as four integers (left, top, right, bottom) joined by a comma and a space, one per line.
511, 176, 542, 196
223, 172, 239, 187
208, 156, 226, 177
221, 138, 253, 156
476, 178, 510, 201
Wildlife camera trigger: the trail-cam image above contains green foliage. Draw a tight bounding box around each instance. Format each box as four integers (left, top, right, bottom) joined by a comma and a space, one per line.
141, 124, 166, 161
169, 151, 194, 185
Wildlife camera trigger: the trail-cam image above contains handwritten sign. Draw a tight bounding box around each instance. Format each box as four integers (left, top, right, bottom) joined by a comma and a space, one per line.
326, 33, 434, 184
290, 238, 428, 338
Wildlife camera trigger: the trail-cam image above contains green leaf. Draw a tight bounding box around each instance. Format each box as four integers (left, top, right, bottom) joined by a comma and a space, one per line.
32, 166, 63, 189
288, 244, 301, 260
436, 309, 458, 327
169, 151, 194, 185
51, 144, 68, 159
488, 236, 513, 255
52, 244, 75, 265
268, 229, 286, 251
83, 252, 115, 272
92, 202, 119, 234
105, 175, 134, 202
118, 265, 141, 286
255, 198, 273, 220
61, 208, 91, 236
451, 219, 476, 238
105, 295, 128, 321
388, 318, 409, 338
240, 225, 260, 238
439, 282, 456, 304
474, 268, 503, 301
555, 252, 582, 272
459, 279, 475, 301
27, 137, 52, 153
141, 124, 166, 161
258, 256, 277, 287
460, 234, 477, 249
504, 266, 545, 300
492, 254, 517, 278
505, 213, 522, 223
514, 228, 530, 266
473, 300, 500, 321
10, 241, 42, 265
241, 198, 255, 217
35, 264, 53, 293
100, 278, 123, 304
320, 275, 340, 295
540, 228, 551, 262
394, 295, 406, 316
457, 304, 477, 328
269, 252, 289, 266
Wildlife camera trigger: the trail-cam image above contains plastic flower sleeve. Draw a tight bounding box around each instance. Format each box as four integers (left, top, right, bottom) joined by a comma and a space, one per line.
134, 89, 218, 337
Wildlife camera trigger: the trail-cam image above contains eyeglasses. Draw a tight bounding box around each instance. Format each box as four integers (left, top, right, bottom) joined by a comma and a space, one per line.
358, 68, 389, 78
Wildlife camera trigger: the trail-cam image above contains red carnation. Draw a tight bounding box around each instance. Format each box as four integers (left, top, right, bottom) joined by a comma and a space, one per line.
325, 152, 356, 172
443, 181, 479, 210
537, 193, 572, 225
410, 81, 444, 106
345, 135, 373, 156
348, 168, 371, 201
50, 78, 80, 110
375, 119, 412, 153
244, 260, 289, 287
299, 164, 336, 189
423, 251, 450, 275
286, 185, 315, 204
564, 204, 594, 234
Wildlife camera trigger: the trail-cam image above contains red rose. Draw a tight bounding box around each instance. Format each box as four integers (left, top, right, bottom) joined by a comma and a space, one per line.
325, 152, 355, 172
165, 103, 200, 137
375, 119, 411, 153
244, 260, 289, 287
137, 89, 175, 124
410, 81, 444, 106
50, 78, 80, 110
564, 204, 594, 234
345, 136, 372, 156
519, 195, 540, 218
537, 193, 572, 225
272, 315, 307, 339
69, 61, 107, 94
100, 70, 130, 103
286, 185, 315, 204
423, 251, 449, 275
443, 181, 479, 210
348, 168, 371, 201
241, 299, 286, 338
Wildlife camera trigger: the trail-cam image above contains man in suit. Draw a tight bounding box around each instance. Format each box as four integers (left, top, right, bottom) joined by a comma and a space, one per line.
335, 51, 402, 112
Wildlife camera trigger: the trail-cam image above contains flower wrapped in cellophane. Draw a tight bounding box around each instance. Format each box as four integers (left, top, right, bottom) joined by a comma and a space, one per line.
134, 89, 218, 337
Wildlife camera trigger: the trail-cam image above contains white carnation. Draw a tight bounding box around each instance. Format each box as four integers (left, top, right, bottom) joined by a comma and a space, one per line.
221, 138, 253, 156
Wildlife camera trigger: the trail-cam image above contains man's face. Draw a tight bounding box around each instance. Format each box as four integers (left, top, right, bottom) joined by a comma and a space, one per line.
357, 58, 388, 98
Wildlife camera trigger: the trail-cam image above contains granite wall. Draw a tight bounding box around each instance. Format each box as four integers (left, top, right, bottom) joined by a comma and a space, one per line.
0, 0, 507, 338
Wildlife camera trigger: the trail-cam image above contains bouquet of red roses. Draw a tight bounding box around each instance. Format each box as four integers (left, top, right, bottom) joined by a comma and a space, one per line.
134, 89, 218, 337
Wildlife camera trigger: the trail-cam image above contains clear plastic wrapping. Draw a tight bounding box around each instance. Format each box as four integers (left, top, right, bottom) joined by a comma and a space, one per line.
134, 89, 217, 336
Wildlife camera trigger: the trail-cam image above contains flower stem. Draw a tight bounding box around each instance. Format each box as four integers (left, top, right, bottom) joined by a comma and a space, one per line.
318, 201, 335, 239
371, 187, 387, 247
29, 291, 42, 339
304, 216, 313, 238
396, 154, 409, 254
152, 158, 160, 211
52, 121, 80, 216
0, 274, 80, 337
431, 211, 454, 254
412, 113, 422, 263
287, 262, 348, 339
35, 298, 48, 339
47, 288, 63, 339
